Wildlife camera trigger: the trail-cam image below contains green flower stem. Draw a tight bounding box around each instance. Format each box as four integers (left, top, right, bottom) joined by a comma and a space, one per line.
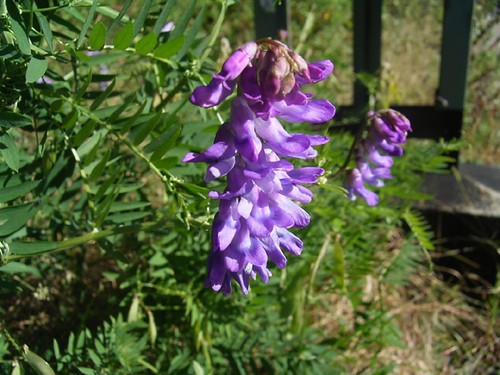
307, 232, 332, 299
20, 4, 66, 13
329, 115, 368, 180
5, 221, 163, 262
101, 45, 177, 68
0, 321, 22, 354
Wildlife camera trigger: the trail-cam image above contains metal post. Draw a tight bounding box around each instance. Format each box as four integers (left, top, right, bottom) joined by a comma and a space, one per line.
437, 0, 475, 111
353, 0, 382, 109
253, 0, 290, 41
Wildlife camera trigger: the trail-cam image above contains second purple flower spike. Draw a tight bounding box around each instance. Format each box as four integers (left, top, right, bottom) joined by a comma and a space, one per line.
345, 109, 412, 206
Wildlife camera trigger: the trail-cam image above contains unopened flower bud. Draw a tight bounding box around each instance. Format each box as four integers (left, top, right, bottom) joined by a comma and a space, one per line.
381, 109, 412, 133
279, 73, 296, 98
289, 51, 310, 82
263, 56, 290, 98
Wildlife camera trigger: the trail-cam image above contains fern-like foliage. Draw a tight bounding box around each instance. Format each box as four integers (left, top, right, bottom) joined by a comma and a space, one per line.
403, 209, 435, 251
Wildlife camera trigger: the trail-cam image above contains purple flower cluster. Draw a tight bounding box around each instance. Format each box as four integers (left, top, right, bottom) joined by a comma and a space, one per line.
184, 40, 335, 295
345, 109, 412, 206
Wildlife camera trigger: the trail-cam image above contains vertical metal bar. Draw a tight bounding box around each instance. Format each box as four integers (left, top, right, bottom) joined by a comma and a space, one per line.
353, 0, 382, 109
253, 0, 290, 41
437, 0, 475, 110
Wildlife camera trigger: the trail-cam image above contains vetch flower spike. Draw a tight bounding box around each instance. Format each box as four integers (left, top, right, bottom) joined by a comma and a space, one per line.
345, 109, 412, 206
185, 39, 335, 295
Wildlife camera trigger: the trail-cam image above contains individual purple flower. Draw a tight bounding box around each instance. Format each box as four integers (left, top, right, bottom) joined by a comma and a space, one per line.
345, 109, 412, 206
190, 41, 258, 108
185, 39, 335, 295
36, 76, 54, 84
160, 21, 175, 33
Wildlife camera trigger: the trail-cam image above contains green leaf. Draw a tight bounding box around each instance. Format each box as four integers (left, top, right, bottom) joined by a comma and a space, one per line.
0, 180, 40, 204
192, 361, 205, 375
9, 241, 58, 256
147, 309, 157, 346
76, 129, 106, 159
135, 33, 157, 55
127, 294, 140, 322
90, 79, 116, 110
178, 182, 210, 197
0, 133, 19, 172
153, 36, 184, 58
106, 0, 132, 35
153, 157, 178, 170
152, 0, 176, 35
89, 21, 106, 50
34, 5, 54, 52
0, 112, 32, 128
128, 113, 162, 145
95, 4, 130, 22
87, 149, 111, 182
178, 3, 206, 58
0, 262, 41, 277
61, 109, 79, 130
150, 124, 182, 161
332, 236, 346, 289
133, 0, 153, 37
109, 202, 150, 213
0, 202, 40, 237
77, 0, 99, 49
403, 209, 435, 251
9, 14, 31, 56
95, 189, 120, 226
106, 211, 150, 224
25, 57, 48, 83
169, 0, 196, 40
75, 70, 93, 100
10, 360, 24, 375
23, 346, 56, 375
113, 22, 134, 50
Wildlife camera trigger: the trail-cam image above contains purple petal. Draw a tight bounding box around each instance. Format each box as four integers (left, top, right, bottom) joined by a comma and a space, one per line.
259, 236, 287, 269
364, 142, 394, 168
296, 60, 334, 86
287, 167, 324, 183
253, 265, 272, 283
274, 195, 310, 227
212, 202, 240, 251
276, 228, 303, 255
276, 99, 335, 124
230, 98, 262, 162
255, 117, 319, 159
345, 168, 379, 206
160, 21, 175, 32
281, 181, 313, 204
206, 157, 236, 181
190, 76, 236, 108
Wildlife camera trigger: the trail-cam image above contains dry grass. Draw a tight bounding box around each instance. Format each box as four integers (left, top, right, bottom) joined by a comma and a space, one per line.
311, 265, 498, 374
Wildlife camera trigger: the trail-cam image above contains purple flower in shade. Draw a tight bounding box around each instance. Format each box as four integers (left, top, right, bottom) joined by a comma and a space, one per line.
85, 50, 101, 57
345, 109, 412, 206
185, 39, 335, 295
160, 21, 175, 33
36, 76, 54, 84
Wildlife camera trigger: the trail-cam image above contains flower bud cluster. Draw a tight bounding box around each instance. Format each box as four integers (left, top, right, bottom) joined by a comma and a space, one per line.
345, 109, 412, 206
185, 39, 335, 295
